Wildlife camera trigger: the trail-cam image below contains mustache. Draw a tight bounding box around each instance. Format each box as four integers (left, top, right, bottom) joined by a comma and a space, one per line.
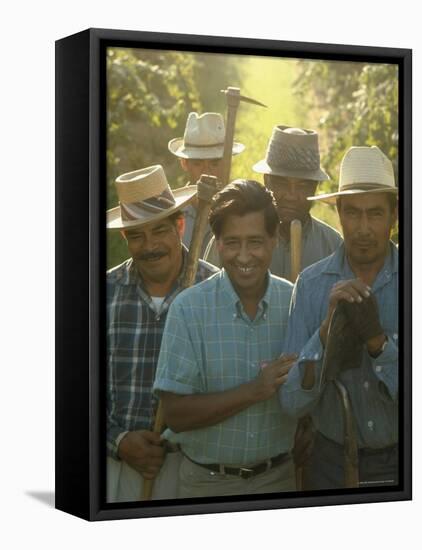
135, 250, 167, 261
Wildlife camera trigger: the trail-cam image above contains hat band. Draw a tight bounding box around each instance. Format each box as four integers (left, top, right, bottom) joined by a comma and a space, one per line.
183, 141, 224, 148
120, 188, 176, 221
266, 144, 320, 171
341, 182, 394, 191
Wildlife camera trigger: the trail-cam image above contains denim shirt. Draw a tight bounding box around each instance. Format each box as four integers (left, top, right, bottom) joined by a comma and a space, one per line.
280, 243, 399, 449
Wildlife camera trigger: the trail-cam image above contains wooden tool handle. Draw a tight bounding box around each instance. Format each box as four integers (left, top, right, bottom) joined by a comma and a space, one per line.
290, 219, 302, 283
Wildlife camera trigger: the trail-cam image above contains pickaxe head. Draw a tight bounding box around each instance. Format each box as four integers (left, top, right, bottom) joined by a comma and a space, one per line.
220, 86, 267, 108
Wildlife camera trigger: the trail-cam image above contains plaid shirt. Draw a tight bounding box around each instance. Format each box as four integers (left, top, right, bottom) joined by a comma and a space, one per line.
107, 248, 217, 459
153, 270, 296, 465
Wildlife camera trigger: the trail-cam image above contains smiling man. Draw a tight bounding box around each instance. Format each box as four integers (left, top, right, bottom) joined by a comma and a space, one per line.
106, 165, 217, 502
153, 180, 298, 498
280, 146, 399, 489
204, 125, 342, 280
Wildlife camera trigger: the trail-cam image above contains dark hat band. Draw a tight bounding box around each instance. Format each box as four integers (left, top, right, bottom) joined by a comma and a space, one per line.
266, 143, 321, 171
183, 141, 224, 148
341, 182, 393, 191
120, 188, 176, 221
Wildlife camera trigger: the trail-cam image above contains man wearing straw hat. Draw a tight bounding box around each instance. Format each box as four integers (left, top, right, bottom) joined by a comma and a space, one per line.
169, 111, 244, 257
106, 165, 217, 502
205, 125, 342, 278
153, 180, 298, 498
280, 146, 399, 489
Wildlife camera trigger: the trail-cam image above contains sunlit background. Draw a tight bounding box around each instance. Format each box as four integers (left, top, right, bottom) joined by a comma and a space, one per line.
107, 48, 398, 268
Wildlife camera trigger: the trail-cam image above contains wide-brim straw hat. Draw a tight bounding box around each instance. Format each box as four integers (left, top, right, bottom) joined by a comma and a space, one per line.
253, 125, 330, 181
107, 165, 197, 230
307, 145, 398, 204
168, 112, 245, 159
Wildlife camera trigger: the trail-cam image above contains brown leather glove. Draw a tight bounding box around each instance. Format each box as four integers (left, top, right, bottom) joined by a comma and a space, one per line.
342, 294, 384, 344
322, 301, 364, 383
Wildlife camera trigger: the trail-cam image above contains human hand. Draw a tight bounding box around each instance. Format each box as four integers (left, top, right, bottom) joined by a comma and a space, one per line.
117, 430, 166, 480
320, 279, 371, 346
342, 294, 384, 346
251, 353, 297, 401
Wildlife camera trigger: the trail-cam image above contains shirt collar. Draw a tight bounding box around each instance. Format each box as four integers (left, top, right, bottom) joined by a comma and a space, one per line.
323, 241, 398, 280
220, 269, 272, 316
279, 214, 312, 241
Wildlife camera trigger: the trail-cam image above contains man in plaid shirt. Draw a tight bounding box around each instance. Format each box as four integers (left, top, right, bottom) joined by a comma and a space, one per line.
106, 165, 217, 502
154, 180, 298, 498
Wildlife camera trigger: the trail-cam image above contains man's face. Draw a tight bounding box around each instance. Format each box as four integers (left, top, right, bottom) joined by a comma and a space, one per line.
124, 216, 184, 284
216, 211, 277, 298
181, 157, 224, 184
264, 175, 317, 224
338, 193, 397, 267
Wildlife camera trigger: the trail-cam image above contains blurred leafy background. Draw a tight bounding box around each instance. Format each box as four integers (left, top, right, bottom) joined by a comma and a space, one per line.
107, 48, 398, 268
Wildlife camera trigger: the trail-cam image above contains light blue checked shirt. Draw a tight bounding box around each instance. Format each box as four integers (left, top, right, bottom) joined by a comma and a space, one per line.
280, 243, 399, 449
153, 269, 296, 465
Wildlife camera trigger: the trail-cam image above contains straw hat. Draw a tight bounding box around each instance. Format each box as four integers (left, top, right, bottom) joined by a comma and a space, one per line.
168, 112, 244, 159
307, 146, 398, 204
107, 165, 197, 230
253, 125, 330, 181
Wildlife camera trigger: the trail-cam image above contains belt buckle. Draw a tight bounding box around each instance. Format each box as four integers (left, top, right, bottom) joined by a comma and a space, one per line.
239, 467, 254, 480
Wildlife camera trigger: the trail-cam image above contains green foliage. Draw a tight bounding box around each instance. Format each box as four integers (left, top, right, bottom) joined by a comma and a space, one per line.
106, 48, 241, 268
293, 60, 399, 242
106, 51, 399, 269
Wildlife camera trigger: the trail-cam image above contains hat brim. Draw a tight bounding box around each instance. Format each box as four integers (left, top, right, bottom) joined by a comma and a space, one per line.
307, 187, 398, 205
168, 138, 245, 159
253, 159, 330, 181
106, 185, 197, 230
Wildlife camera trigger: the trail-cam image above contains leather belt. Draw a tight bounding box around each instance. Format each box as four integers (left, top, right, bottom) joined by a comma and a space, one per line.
185, 452, 290, 480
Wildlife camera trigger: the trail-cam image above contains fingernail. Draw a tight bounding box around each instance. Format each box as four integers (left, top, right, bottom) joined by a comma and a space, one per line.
357, 296, 362, 303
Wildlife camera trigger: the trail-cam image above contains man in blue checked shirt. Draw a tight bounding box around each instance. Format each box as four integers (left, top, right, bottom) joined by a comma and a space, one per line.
106, 165, 217, 502
280, 146, 399, 490
154, 180, 298, 498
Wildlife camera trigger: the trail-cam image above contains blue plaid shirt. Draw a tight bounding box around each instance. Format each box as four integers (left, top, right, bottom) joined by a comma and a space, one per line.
280, 243, 398, 449
153, 270, 296, 465
107, 248, 217, 459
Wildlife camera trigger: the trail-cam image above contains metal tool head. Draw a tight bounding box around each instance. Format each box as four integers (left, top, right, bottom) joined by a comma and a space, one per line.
220, 86, 267, 108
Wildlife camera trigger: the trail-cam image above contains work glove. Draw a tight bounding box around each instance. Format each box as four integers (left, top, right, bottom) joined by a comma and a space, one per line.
321, 301, 364, 384
342, 294, 384, 344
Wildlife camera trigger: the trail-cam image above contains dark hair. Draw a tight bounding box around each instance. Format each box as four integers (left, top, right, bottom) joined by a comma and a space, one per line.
209, 179, 279, 238
336, 193, 398, 213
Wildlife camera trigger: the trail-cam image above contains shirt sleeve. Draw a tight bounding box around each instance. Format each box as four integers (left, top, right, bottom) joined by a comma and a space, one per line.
279, 275, 325, 417
153, 297, 204, 396
369, 335, 398, 401
107, 353, 127, 460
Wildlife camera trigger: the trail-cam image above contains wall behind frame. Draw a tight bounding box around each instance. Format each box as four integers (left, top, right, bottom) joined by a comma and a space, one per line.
1, 1, 419, 549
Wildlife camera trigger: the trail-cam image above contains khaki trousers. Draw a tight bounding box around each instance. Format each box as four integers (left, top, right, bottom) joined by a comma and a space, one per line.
107, 451, 182, 503
178, 455, 296, 498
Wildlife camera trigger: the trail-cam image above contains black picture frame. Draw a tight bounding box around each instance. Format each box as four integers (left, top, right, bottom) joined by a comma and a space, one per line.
55, 27, 412, 521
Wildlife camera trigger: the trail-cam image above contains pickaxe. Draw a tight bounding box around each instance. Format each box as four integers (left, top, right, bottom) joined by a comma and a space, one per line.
220, 86, 267, 186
